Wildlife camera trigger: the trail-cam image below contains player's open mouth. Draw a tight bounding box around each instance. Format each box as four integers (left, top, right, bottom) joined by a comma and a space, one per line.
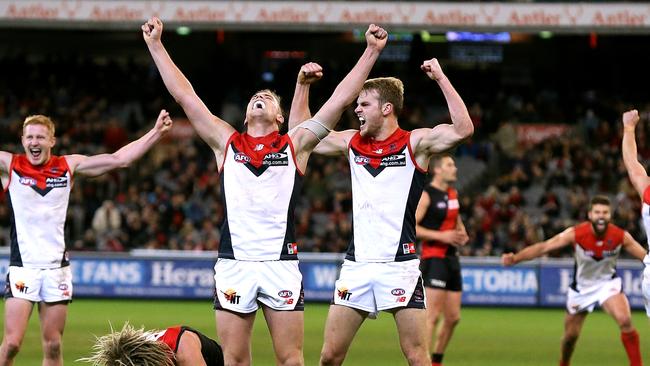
253, 101, 266, 110
358, 116, 366, 126
30, 148, 41, 159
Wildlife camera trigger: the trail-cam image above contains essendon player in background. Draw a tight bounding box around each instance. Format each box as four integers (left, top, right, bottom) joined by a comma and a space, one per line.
0, 111, 172, 365
416, 154, 468, 366
502, 195, 645, 366
620, 108, 650, 318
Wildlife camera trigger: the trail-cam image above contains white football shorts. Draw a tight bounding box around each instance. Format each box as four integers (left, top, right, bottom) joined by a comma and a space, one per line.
5, 265, 73, 303
213, 259, 304, 313
566, 277, 622, 315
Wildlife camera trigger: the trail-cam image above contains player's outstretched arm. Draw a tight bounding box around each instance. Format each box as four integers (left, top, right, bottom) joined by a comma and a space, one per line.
142, 17, 234, 153
0, 151, 11, 175
67, 110, 173, 177
622, 109, 650, 198
622, 231, 648, 261
290, 24, 387, 157
288, 62, 323, 131
415, 191, 468, 246
501, 227, 574, 266
411, 59, 474, 157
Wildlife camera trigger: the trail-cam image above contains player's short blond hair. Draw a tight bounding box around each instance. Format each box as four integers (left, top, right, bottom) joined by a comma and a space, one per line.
23, 115, 55, 136
78, 322, 175, 366
362, 77, 404, 117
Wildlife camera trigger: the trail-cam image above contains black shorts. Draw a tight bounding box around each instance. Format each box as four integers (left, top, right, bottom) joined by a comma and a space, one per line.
420, 256, 463, 292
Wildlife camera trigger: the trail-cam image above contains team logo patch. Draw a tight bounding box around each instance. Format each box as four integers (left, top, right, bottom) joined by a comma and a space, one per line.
18, 177, 36, 186
437, 201, 447, 209
58, 284, 68, 291
278, 290, 293, 298
221, 288, 241, 304
15, 281, 28, 293
402, 242, 416, 254
287, 243, 298, 255
391, 288, 406, 296
337, 287, 352, 301
234, 152, 251, 163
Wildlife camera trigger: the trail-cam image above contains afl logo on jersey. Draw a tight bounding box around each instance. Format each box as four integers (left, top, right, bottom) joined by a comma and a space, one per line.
234, 152, 251, 163
19, 177, 36, 186
354, 156, 370, 165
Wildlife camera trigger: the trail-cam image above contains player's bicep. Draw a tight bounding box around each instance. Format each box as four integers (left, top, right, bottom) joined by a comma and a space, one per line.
312, 130, 352, 156
414, 124, 467, 154
177, 94, 234, 151
0, 151, 12, 174
69, 154, 121, 177
544, 228, 574, 252
415, 192, 431, 224
623, 232, 647, 260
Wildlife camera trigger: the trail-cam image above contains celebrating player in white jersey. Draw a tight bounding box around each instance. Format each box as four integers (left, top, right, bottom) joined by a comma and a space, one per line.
142, 17, 387, 366
290, 59, 473, 365
0, 111, 172, 366
621, 108, 650, 319
502, 195, 646, 366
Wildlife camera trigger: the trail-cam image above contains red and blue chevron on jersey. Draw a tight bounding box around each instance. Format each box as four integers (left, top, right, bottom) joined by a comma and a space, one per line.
4, 154, 72, 268
346, 128, 427, 263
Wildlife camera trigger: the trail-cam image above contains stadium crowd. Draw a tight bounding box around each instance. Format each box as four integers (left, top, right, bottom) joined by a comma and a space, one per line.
1, 52, 649, 258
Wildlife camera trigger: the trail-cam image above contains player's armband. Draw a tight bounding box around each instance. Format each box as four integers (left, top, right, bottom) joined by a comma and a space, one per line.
297, 119, 331, 141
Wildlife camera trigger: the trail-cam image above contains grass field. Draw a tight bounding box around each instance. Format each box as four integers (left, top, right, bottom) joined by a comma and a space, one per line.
1, 299, 649, 365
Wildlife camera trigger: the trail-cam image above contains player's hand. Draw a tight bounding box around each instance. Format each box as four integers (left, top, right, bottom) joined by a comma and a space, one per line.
142, 16, 163, 44
421, 58, 445, 81
365, 24, 388, 52
439, 230, 468, 246
154, 109, 173, 134
622, 109, 640, 131
298, 62, 323, 85
501, 253, 516, 266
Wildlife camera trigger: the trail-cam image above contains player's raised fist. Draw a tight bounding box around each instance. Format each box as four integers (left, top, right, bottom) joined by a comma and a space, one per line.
298, 62, 323, 85
366, 24, 388, 52
142, 17, 164, 44
501, 253, 516, 267
154, 109, 173, 134
421, 58, 445, 81
622, 109, 640, 130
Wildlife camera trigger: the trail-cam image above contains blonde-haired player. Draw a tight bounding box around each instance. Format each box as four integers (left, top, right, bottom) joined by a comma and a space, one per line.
0, 110, 172, 365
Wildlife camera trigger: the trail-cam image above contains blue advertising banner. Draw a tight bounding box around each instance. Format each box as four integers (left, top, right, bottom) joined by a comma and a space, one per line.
0, 251, 645, 308
461, 263, 538, 306
538, 260, 646, 309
